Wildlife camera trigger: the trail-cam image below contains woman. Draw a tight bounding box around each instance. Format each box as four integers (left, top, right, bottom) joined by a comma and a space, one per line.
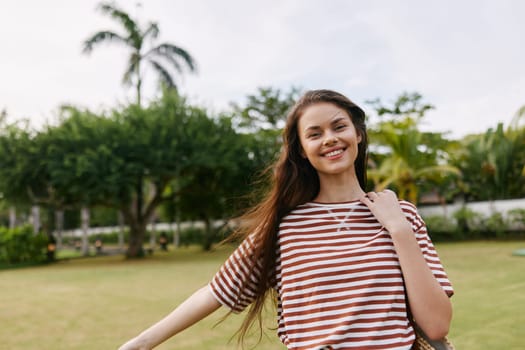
119, 89, 453, 350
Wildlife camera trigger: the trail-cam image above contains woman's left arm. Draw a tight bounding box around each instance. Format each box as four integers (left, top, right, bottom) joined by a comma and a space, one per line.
360, 190, 452, 340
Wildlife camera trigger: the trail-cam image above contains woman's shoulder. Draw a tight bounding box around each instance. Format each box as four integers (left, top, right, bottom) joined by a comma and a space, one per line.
398, 199, 418, 212
398, 199, 425, 228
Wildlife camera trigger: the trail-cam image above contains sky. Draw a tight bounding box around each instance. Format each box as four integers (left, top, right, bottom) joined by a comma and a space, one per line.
1, 0, 524, 138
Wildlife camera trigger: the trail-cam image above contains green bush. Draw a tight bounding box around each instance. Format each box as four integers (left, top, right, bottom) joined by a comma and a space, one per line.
483, 212, 508, 238
508, 208, 525, 232
88, 230, 129, 244
0, 226, 47, 265
452, 207, 484, 238
423, 215, 460, 241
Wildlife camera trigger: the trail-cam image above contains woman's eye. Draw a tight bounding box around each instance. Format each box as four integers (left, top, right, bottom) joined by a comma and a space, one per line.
335, 124, 346, 130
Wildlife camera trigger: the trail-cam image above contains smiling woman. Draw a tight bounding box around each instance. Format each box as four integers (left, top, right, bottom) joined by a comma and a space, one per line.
297, 102, 363, 196
118, 90, 453, 350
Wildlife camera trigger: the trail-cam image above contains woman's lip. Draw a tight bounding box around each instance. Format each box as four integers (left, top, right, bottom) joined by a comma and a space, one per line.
322, 147, 346, 157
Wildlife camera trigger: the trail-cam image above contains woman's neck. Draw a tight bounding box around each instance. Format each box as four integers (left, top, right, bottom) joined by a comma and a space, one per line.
314, 173, 365, 203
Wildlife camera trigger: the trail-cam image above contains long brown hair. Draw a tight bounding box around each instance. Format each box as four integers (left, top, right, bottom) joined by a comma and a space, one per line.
231, 89, 368, 346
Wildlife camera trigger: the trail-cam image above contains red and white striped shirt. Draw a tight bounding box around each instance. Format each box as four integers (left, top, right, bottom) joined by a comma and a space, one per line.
210, 200, 453, 349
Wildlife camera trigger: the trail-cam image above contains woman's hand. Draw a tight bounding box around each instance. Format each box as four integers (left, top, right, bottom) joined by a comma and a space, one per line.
359, 190, 412, 235
116, 286, 221, 350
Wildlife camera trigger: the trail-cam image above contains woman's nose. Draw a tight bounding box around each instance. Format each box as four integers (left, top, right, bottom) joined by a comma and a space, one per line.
323, 132, 338, 146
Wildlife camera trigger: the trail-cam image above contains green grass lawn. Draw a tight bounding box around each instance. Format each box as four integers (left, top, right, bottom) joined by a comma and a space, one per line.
1, 241, 524, 349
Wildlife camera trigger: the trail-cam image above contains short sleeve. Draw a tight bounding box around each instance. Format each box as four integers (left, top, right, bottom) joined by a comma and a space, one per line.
209, 235, 262, 313
400, 201, 454, 297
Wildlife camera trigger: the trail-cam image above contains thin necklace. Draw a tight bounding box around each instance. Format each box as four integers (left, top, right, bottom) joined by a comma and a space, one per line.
324, 206, 355, 232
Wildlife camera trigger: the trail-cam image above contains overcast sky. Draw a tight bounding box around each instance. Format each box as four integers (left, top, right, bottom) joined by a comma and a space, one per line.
1, 0, 524, 138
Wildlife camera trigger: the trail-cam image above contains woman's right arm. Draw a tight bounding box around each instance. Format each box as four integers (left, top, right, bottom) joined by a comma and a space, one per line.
118, 285, 222, 350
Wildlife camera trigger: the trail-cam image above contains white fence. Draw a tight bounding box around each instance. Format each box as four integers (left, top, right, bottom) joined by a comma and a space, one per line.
61, 222, 194, 238
418, 198, 525, 219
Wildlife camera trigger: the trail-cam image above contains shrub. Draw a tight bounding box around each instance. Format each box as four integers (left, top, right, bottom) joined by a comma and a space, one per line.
452, 207, 484, 238
508, 208, 525, 232
0, 226, 47, 265
423, 215, 460, 241
483, 212, 508, 238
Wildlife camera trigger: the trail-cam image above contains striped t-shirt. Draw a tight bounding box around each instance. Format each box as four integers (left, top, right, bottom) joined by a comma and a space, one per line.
209, 200, 453, 350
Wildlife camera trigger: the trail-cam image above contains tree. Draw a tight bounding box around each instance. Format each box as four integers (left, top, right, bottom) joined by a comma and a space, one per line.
42, 92, 192, 257
366, 92, 435, 121
230, 86, 301, 168
366, 93, 459, 204
83, 1, 197, 106
230, 86, 301, 131
47, 90, 264, 256
177, 119, 263, 250
0, 119, 75, 251
453, 122, 525, 201
0, 90, 265, 257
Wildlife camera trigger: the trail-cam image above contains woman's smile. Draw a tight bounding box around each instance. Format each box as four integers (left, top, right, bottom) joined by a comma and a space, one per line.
322, 147, 346, 158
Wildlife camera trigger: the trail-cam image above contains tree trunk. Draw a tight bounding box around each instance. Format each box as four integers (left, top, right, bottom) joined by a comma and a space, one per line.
81, 206, 90, 256
172, 220, 180, 248
31, 205, 40, 234
149, 213, 156, 249
55, 210, 64, 250
202, 217, 214, 251
9, 206, 16, 229
126, 221, 147, 258
118, 211, 125, 251
136, 61, 142, 107
124, 177, 165, 258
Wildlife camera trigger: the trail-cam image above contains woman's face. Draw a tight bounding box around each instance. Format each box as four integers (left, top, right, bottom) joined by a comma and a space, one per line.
297, 102, 361, 177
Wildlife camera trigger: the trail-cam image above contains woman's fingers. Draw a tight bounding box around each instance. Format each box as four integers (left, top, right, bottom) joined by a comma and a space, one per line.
366, 191, 377, 202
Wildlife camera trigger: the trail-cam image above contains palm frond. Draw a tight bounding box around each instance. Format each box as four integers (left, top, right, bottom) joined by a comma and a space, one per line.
82, 31, 127, 54
415, 165, 461, 179
143, 22, 159, 40
149, 49, 183, 74
145, 43, 197, 72
510, 105, 525, 130
148, 59, 176, 89
98, 2, 142, 48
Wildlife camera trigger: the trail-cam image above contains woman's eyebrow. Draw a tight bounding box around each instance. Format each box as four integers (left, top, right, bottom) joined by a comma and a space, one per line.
304, 125, 321, 133
331, 116, 347, 124
303, 111, 346, 132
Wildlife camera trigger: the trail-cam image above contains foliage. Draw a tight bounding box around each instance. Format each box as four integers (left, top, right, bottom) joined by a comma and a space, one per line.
366, 92, 435, 120
0, 225, 47, 265
0, 122, 48, 206
422, 215, 459, 241
448, 207, 523, 239
175, 113, 269, 250
228, 86, 301, 182
452, 206, 484, 237
452, 123, 525, 201
508, 208, 525, 231
366, 92, 460, 203
230, 86, 301, 131
483, 212, 508, 238
0, 89, 268, 256
90, 206, 119, 227
83, 1, 197, 105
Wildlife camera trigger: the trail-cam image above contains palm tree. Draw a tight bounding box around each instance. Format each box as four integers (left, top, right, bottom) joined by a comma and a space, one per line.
83, 1, 197, 106
369, 119, 460, 204
366, 93, 460, 204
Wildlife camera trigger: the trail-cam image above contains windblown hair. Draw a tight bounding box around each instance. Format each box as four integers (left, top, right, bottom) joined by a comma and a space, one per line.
231, 89, 368, 346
